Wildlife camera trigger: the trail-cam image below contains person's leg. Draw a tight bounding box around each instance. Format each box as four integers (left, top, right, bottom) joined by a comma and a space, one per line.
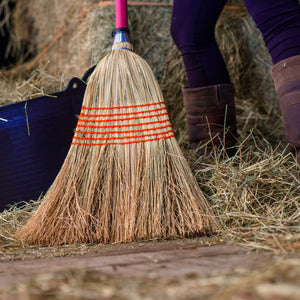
244, 0, 300, 64
244, 0, 300, 164
171, 0, 237, 155
171, 0, 230, 88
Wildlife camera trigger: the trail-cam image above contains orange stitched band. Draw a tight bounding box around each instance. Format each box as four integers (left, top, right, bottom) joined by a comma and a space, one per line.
79, 107, 166, 117
77, 112, 169, 123
71, 134, 175, 146
75, 125, 172, 135
81, 102, 165, 110
73, 130, 174, 141
76, 119, 171, 129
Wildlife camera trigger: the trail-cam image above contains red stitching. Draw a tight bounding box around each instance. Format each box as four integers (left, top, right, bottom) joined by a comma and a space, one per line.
71, 134, 175, 146
81, 101, 165, 110
76, 119, 171, 129
73, 130, 174, 141
77, 112, 169, 123
75, 125, 172, 135
79, 107, 166, 117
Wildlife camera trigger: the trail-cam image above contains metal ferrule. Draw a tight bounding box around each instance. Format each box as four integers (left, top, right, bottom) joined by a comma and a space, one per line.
113, 29, 130, 44
112, 28, 132, 50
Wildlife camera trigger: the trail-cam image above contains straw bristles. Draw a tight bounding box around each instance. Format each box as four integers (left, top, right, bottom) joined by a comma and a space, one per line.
15, 43, 218, 245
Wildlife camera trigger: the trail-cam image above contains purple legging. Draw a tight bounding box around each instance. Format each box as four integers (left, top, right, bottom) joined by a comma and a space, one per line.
171, 0, 300, 88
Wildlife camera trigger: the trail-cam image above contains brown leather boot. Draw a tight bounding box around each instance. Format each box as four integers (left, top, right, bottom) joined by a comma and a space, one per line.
271, 55, 300, 166
182, 84, 237, 156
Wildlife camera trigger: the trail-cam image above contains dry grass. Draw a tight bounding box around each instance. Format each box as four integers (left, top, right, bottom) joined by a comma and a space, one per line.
0, 65, 68, 105
195, 141, 299, 254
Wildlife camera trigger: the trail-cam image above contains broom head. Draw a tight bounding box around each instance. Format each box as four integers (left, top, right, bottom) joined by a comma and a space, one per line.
16, 41, 219, 245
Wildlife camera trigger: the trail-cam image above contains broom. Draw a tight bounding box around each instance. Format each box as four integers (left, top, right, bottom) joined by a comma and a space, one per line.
16, 0, 219, 246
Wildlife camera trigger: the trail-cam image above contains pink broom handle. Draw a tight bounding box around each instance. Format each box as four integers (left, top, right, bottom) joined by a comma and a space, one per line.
115, 0, 128, 29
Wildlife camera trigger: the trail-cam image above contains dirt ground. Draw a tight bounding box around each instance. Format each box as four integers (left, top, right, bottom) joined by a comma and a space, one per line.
1, 237, 287, 300
0, 240, 272, 289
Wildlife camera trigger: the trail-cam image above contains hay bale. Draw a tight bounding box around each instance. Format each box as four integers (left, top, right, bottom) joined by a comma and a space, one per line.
12, 0, 176, 78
